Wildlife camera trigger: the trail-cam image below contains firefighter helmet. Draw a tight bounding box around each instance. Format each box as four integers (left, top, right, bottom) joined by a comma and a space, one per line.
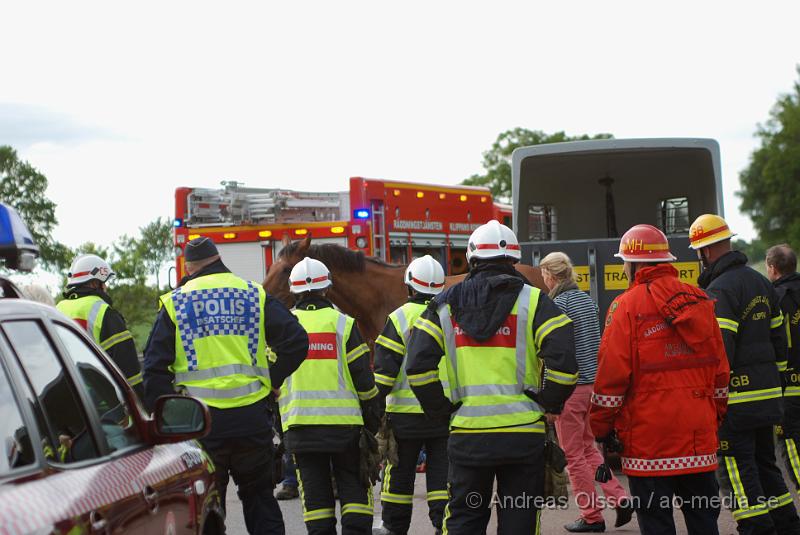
466, 220, 521, 263
405, 255, 445, 295
689, 214, 736, 250
614, 224, 676, 263
67, 254, 114, 286
289, 258, 332, 294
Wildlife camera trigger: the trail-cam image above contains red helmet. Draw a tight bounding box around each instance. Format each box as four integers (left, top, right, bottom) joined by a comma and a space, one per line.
615, 224, 676, 263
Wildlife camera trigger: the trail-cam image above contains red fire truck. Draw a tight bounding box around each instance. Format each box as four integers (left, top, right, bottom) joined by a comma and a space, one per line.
173, 177, 511, 282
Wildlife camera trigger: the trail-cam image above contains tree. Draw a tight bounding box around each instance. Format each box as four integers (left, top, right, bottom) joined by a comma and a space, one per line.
463, 128, 614, 202
138, 217, 174, 288
0, 146, 72, 270
739, 67, 800, 251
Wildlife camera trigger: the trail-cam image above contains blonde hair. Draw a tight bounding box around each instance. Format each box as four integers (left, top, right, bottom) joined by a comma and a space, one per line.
539, 252, 577, 298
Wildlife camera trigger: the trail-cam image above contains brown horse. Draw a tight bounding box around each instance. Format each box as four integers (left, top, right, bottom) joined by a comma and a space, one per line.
263, 236, 546, 344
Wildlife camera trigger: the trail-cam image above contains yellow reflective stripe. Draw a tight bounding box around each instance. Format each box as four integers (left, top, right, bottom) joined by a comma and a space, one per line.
374, 373, 396, 387
100, 330, 133, 350
381, 492, 414, 504
786, 439, 800, 488
407, 370, 439, 387
341, 502, 373, 516
303, 508, 336, 521
427, 490, 449, 501
770, 492, 794, 509
725, 457, 748, 509
451, 421, 546, 434
547, 368, 579, 386
534, 314, 571, 349
376, 335, 405, 355
777, 361, 789, 372
346, 343, 369, 364
772, 313, 785, 329
717, 317, 739, 333
415, 318, 444, 350
728, 387, 783, 404
358, 385, 378, 401
733, 503, 770, 521
788, 320, 793, 349
786, 386, 800, 397
127, 372, 143, 386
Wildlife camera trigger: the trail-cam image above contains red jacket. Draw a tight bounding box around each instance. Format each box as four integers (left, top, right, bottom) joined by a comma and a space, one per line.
589, 264, 729, 477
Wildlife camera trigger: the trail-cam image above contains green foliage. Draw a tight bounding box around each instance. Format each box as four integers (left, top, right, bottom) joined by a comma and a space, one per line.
738, 66, 800, 252
732, 238, 768, 265
0, 146, 71, 270
107, 282, 162, 349
463, 128, 614, 202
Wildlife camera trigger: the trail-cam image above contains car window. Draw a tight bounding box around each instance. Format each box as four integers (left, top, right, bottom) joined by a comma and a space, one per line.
54, 323, 142, 452
3, 320, 100, 463
0, 361, 35, 474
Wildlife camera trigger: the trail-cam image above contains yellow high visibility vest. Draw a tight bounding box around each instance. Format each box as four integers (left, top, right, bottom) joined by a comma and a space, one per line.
160, 272, 270, 409
279, 306, 363, 431
436, 285, 545, 431
385, 302, 451, 414
57, 295, 110, 347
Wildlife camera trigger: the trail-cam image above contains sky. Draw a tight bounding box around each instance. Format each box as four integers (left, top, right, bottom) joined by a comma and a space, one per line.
2, 1, 799, 254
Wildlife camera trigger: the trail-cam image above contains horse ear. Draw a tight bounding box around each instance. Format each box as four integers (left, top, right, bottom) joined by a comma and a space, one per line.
281, 233, 291, 247
297, 234, 312, 255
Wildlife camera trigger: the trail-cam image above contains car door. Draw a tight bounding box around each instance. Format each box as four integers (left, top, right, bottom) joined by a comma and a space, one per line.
2, 317, 149, 534
50, 319, 200, 535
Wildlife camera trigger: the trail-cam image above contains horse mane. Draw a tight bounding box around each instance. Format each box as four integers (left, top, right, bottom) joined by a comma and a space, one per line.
279, 241, 401, 272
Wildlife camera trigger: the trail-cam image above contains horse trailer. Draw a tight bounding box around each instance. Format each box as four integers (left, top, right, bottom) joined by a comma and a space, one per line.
511, 138, 723, 324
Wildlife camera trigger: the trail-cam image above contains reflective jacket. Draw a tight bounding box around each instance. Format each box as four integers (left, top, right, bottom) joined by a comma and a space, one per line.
589, 264, 729, 476
57, 291, 142, 391
161, 272, 271, 409
279, 305, 371, 430
775, 272, 800, 435
699, 251, 787, 430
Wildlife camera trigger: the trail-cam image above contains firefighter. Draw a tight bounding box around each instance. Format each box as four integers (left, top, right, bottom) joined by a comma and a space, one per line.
143, 237, 309, 535
690, 214, 800, 535
765, 244, 800, 491
405, 220, 578, 535
57, 254, 143, 397
373, 255, 450, 535
589, 224, 729, 535
279, 257, 380, 535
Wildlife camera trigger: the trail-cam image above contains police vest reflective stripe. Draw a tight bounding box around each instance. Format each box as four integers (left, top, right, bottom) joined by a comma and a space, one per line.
57, 295, 108, 346
279, 307, 362, 431
438, 284, 544, 430
386, 303, 450, 414
161, 272, 270, 409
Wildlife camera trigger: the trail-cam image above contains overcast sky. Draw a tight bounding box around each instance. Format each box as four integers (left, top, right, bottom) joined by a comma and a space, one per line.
2, 1, 799, 251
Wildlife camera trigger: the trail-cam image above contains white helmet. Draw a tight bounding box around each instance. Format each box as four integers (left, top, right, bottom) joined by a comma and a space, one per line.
67, 254, 114, 286
289, 258, 332, 294
466, 220, 521, 263
405, 255, 445, 295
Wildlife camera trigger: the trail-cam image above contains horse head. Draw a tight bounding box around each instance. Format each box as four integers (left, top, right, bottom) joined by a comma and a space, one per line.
263, 234, 311, 307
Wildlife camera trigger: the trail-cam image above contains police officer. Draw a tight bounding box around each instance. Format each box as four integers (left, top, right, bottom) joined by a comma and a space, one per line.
405, 220, 578, 535
766, 244, 800, 491
373, 255, 450, 535
143, 237, 309, 535
279, 257, 380, 535
589, 224, 730, 535
690, 214, 800, 534
58, 254, 143, 397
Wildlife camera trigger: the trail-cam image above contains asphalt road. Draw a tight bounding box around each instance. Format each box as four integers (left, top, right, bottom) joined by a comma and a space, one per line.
223, 470, 769, 534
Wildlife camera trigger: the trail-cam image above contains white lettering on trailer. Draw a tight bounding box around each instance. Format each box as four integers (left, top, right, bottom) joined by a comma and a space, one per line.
393, 219, 444, 231
449, 222, 482, 232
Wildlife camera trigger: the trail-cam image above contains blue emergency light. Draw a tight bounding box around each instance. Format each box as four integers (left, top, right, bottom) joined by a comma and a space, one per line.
173, 218, 183, 228
354, 209, 371, 219
0, 203, 39, 272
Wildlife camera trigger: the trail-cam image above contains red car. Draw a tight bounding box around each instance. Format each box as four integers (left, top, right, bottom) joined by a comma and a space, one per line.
0, 297, 225, 535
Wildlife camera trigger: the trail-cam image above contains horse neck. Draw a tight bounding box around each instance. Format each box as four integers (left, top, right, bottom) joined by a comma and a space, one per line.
326, 261, 406, 342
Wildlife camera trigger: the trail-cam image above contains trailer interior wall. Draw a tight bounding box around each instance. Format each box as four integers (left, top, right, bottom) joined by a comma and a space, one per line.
512, 141, 722, 241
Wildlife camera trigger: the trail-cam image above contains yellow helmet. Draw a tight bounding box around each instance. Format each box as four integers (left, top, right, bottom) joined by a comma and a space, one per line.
688, 214, 736, 250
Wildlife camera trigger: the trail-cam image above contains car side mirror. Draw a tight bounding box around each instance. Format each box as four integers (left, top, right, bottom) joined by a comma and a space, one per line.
150, 395, 210, 443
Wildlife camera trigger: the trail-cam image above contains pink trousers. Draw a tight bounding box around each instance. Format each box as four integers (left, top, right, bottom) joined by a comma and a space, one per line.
554, 383, 629, 523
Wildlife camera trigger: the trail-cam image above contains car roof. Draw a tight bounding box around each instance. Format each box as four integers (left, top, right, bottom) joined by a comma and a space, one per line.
0, 297, 64, 320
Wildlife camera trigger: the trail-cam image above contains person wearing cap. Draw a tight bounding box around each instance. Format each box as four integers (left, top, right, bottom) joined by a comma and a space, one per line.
57, 253, 143, 398
143, 236, 309, 535
405, 220, 578, 535
765, 244, 800, 494
589, 224, 729, 535
689, 215, 800, 535
372, 255, 450, 535
278, 257, 380, 535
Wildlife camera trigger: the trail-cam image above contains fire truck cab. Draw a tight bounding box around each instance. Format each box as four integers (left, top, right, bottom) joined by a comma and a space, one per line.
512, 138, 723, 322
